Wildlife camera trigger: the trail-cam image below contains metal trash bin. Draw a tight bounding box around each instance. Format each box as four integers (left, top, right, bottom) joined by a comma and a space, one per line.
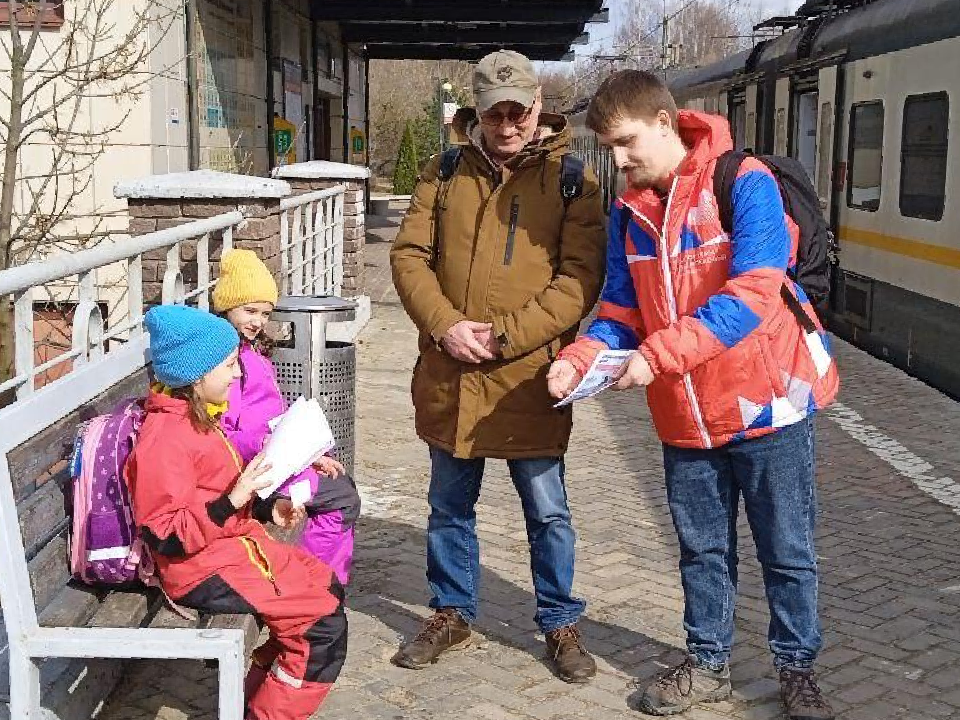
270, 296, 358, 476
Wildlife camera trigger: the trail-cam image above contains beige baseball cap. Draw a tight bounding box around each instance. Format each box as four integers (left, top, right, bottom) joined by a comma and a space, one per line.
473, 50, 539, 112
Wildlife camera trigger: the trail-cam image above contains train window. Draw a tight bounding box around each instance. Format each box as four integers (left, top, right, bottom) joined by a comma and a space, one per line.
900, 93, 948, 221
847, 102, 884, 212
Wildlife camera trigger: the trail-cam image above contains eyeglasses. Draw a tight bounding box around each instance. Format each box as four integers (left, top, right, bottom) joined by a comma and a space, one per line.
479, 105, 533, 127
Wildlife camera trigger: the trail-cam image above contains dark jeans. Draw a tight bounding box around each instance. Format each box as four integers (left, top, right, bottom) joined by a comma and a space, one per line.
663, 417, 821, 670
426, 446, 586, 633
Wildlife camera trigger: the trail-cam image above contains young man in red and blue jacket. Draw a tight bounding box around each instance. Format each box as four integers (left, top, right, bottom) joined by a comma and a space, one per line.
549, 71, 838, 720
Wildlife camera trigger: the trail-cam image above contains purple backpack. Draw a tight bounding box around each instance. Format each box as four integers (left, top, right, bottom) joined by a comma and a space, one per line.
69, 398, 156, 586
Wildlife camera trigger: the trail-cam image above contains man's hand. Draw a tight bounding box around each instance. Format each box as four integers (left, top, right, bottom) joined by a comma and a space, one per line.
614, 351, 654, 390
547, 359, 582, 399
272, 498, 306, 529
442, 320, 496, 363
471, 324, 501, 357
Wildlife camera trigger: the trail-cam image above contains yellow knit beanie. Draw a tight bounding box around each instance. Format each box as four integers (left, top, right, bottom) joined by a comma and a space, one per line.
212, 249, 279, 312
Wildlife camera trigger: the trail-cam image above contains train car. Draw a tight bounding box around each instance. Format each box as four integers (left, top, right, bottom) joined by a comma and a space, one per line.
568, 0, 960, 399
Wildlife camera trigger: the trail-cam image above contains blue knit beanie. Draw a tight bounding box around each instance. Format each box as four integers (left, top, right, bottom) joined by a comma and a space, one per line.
144, 305, 239, 388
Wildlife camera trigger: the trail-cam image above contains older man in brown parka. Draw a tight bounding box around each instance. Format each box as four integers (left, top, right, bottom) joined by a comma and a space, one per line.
390, 50, 607, 683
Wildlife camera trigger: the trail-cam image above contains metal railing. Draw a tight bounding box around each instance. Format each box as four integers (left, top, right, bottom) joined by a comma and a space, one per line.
279, 185, 345, 297
0, 184, 347, 402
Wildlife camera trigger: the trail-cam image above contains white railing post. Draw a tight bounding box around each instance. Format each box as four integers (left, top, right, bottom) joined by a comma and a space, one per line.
13, 288, 34, 399
333, 192, 345, 297
72, 270, 105, 366
313, 200, 328, 295
127, 255, 144, 340
291, 206, 304, 294
162, 244, 185, 304
278, 211, 289, 296
197, 233, 210, 311
303, 202, 315, 292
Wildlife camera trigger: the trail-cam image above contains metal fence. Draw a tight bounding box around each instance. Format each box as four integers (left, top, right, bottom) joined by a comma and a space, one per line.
279, 186, 345, 297
0, 185, 347, 402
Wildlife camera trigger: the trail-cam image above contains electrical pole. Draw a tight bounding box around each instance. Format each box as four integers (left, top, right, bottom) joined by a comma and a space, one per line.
661, 0, 669, 79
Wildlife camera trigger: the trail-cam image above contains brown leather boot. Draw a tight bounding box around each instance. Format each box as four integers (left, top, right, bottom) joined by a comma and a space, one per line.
391, 608, 472, 669
545, 624, 597, 683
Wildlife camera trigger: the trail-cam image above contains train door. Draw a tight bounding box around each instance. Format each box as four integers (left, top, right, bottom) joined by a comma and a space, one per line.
815, 65, 840, 223
774, 77, 791, 155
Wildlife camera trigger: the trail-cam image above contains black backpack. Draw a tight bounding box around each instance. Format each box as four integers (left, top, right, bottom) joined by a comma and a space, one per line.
713, 151, 837, 332
430, 147, 584, 268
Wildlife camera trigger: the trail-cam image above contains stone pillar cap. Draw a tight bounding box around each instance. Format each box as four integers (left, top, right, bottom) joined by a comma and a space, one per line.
115, 170, 292, 200
272, 161, 371, 181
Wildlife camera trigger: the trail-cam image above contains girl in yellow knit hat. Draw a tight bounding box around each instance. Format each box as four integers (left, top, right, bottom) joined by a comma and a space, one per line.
213, 249, 360, 592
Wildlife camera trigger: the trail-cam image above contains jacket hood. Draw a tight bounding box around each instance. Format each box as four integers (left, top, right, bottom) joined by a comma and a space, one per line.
145, 389, 190, 416
675, 110, 734, 175
450, 108, 571, 163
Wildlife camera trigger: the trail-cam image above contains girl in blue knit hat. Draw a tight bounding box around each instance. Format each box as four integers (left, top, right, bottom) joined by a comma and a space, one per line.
126, 304, 347, 720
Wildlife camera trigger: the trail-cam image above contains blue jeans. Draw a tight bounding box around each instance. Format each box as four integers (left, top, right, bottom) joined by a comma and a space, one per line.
426, 446, 586, 633
663, 417, 821, 671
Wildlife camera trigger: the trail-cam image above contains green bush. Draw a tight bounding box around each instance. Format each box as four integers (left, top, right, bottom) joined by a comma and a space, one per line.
392, 122, 420, 195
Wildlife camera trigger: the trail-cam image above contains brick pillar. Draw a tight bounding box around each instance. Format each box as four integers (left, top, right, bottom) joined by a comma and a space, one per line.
115, 171, 292, 305
272, 162, 370, 297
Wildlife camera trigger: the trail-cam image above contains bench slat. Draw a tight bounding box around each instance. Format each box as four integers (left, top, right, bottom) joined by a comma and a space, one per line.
7, 368, 149, 503
88, 587, 156, 628
204, 613, 262, 659
27, 527, 69, 613
38, 583, 104, 629
18, 478, 69, 561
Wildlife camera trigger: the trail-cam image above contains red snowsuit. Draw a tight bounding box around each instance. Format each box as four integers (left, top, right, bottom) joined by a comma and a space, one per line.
125, 391, 347, 720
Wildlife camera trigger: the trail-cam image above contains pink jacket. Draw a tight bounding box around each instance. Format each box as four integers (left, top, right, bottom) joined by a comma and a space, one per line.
220, 342, 319, 493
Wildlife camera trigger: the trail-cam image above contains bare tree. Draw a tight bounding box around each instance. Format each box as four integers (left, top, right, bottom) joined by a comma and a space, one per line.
0, 0, 180, 390
368, 59, 474, 179
613, 0, 744, 72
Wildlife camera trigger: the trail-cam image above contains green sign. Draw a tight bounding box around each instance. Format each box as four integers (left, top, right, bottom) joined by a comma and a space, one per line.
274, 129, 293, 155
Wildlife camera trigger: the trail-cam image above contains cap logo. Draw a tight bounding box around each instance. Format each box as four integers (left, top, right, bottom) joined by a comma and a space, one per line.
496, 66, 514, 82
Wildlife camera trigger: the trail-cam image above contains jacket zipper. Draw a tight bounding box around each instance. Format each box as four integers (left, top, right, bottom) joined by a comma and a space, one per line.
503, 195, 520, 265
658, 178, 712, 449
240, 536, 282, 595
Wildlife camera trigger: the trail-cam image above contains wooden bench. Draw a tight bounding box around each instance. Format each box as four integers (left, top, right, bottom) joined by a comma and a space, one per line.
0, 343, 259, 720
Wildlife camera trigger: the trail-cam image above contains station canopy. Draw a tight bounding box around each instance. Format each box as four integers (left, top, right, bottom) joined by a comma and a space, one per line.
317, 0, 607, 61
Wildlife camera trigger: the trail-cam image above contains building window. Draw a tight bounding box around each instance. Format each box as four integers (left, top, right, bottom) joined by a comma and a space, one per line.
847, 101, 884, 211
900, 92, 949, 221
0, 1, 65, 28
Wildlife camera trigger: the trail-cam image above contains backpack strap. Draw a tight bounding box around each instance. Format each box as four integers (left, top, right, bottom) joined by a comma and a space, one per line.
713, 150, 748, 234
713, 150, 819, 335
430, 147, 463, 270
437, 146, 463, 182
559, 154, 585, 210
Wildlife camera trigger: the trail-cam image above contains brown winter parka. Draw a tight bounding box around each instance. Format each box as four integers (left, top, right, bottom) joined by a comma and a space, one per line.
390, 109, 607, 459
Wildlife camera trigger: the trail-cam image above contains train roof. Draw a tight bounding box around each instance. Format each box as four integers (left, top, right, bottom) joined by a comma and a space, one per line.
671, 0, 960, 92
